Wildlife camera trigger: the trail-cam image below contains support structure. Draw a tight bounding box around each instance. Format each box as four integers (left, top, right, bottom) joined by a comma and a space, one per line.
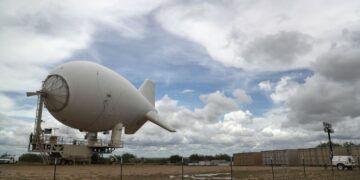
27, 91, 50, 164
27, 90, 123, 165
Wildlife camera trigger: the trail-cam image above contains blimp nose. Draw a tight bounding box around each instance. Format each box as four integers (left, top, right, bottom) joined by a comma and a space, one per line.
42, 74, 70, 112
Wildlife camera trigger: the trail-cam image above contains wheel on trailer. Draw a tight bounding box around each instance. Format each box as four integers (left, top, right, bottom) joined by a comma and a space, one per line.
337, 164, 345, 170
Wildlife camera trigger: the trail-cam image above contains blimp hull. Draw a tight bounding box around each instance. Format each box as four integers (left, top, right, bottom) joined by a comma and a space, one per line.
41, 61, 172, 133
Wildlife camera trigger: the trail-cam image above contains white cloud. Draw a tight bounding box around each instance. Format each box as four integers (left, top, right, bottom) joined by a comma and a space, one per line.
197, 91, 239, 123
0, 0, 167, 93
155, 0, 360, 71
281, 35, 360, 129
258, 81, 272, 91
181, 89, 194, 94
0, 64, 48, 93
223, 110, 252, 125
0, 94, 14, 111
123, 90, 255, 152
125, 90, 337, 154
232, 89, 252, 104
270, 77, 299, 104
242, 31, 313, 66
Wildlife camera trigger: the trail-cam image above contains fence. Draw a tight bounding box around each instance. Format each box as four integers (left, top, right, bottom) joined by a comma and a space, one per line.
1, 162, 360, 179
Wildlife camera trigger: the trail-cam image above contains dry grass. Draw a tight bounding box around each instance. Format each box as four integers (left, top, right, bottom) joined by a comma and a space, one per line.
0, 164, 359, 179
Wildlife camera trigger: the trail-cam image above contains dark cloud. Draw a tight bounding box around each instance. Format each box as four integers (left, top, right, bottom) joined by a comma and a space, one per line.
342, 28, 360, 47
285, 46, 360, 129
242, 31, 313, 65
287, 75, 360, 125
314, 48, 360, 83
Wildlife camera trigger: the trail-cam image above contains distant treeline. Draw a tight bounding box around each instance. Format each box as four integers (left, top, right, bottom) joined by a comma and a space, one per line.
92, 153, 231, 164
316, 142, 359, 148
13, 152, 231, 164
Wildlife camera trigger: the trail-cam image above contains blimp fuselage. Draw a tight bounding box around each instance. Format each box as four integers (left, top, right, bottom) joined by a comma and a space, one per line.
41, 61, 174, 134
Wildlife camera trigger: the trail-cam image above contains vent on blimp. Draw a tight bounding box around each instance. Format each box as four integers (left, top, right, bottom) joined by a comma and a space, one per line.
42, 74, 69, 112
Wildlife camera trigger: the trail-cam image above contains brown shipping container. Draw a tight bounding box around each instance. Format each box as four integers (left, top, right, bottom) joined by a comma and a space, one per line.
235, 146, 360, 166
287, 149, 299, 166
299, 148, 330, 166
262, 149, 299, 166
233, 152, 262, 166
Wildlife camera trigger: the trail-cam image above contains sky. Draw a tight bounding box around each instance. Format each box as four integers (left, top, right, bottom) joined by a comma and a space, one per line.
1, 0, 360, 158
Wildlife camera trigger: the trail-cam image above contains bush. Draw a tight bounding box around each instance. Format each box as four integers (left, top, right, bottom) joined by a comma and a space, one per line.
18, 153, 42, 162
169, 155, 182, 164
114, 153, 137, 163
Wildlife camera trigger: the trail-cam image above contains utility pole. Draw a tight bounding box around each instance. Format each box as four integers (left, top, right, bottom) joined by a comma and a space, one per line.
181, 157, 184, 180
323, 122, 334, 174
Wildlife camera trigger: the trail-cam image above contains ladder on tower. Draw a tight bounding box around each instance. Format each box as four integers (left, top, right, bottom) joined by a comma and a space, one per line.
33, 94, 50, 165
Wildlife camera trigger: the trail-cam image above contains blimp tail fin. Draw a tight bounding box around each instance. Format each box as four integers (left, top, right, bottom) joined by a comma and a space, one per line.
139, 79, 155, 106
145, 111, 176, 132
125, 119, 147, 134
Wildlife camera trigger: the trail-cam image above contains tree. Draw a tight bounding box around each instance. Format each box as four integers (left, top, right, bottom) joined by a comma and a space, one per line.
316, 142, 341, 148
204, 155, 214, 161
343, 142, 355, 147
214, 154, 231, 161
18, 153, 42, 162
189, 154, 202, 162
343, 142, 356, 155
142, 157, 168, 165
169, 155, 182, 163
120, 153, 137, 163
1, 153, 11, 158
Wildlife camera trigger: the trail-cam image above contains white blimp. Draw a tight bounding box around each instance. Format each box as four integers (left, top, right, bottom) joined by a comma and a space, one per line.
27, 61, 175, 150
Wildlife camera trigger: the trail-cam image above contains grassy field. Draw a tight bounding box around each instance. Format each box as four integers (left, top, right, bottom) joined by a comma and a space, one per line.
0, 164, 359, 179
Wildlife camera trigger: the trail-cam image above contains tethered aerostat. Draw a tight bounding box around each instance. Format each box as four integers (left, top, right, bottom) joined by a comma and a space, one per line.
27, 61, 175, 164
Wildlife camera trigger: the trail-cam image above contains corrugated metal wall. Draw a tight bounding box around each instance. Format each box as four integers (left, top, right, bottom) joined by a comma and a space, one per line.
261, 149, 299, 166
234, 146, 360, 166
233, 152, 262, 166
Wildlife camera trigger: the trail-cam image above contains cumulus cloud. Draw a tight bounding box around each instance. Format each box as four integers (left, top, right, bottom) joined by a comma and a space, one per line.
0, 114, 33, 148
286, 48, 360, 128
0, 0, 166, 93
257, 31, 360, 136
314, 48, 360, 83
270, 77, 300, 104
197, 91, 239, 123
125, 89, 340, 153
124, 90, 258, 151
224, 110, 252, 125
155, 0, 360, 70
232, 89, 252, 104
242, 31, 313, 66
243, 27, 360, 147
